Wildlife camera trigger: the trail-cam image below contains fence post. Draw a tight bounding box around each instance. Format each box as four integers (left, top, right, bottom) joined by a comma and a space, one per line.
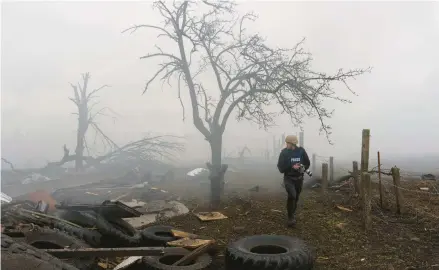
360, 129, 370, 172
391, 167, 403, 214
353, 161, 360, 194
361, 172, 372, 230
321, 163, 328, 193
329, 156, 334, 184
299, 131, 304, 148
360, 129, 370, 199
312, 153, 316, 175
377, 151, 384, 208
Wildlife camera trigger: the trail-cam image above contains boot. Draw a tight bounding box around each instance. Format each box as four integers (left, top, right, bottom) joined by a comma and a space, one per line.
286, 200, 296, 227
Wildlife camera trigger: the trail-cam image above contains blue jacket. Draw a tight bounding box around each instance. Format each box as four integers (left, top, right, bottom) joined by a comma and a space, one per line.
277, 147, 310, 178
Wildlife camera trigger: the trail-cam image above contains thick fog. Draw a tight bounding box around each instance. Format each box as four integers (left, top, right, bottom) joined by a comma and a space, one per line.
1, 1, 439, 168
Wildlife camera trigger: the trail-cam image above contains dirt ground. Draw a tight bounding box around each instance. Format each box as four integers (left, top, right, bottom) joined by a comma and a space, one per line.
148, 170, 439, 270
4, 166, 437, 269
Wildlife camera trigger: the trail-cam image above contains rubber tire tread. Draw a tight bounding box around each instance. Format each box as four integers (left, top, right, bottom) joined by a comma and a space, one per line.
141, 225, 179, 246
2, 253, 69, 270
24, 227, 95, 270
1, 234, 79, 270
225, 234, 315, 270
52, 221, 102, 247
142, 248, 212, 270
93, 213, 141, 246
54, 210, 97, 228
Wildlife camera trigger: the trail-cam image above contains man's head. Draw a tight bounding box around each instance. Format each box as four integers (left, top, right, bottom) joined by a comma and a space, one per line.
285, 135, 298, 149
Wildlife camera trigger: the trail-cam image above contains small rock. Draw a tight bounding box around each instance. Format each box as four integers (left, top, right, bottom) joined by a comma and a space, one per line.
335, 222, 346, 230
233, 226, 246, 233
410, 237, 420, 242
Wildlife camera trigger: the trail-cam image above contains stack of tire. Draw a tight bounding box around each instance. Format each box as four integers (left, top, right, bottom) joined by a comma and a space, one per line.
51, 210, 213, 269
2, 201, 213, 270
2, 202, 316, 270
1, 234, 81, 270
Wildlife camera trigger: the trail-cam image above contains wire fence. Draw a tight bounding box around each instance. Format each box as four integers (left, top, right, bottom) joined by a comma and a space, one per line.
310, 150, 439, 224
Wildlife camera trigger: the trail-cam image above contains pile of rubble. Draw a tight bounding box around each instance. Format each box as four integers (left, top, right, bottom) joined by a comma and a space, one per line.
1, 198, 217, 270
1, 179, 316, 270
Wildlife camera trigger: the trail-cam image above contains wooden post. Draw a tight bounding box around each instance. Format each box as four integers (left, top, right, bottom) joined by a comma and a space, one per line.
360, 129, 371, 173
312, 153, 316, 175
329, 156, 334, 184
321, 163, 328, 193
353, 161, 360, 194
360, 129, 370, 200
377, 151, 383, 208
361, 173, 372, 230
299, 131, 304, 148
391, 167, 403, 214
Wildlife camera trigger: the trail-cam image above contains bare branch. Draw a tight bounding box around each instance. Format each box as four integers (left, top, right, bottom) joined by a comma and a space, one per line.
1, 158, 15, 170
128, 0, 371, 145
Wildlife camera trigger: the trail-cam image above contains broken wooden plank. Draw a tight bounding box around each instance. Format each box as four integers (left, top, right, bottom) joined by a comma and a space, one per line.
113, 256, 143, 270
172, 242, 214, 266
167, 238, 214, 249
171, 229, 198, 239
194, 212, 228, 221
43, 247, 185, 258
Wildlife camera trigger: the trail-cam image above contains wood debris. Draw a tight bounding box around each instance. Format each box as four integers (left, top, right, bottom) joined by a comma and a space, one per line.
194, 211, 228, 221
171, 229, 198, 239
336, 205, 353, 212
167, 238, 214, 249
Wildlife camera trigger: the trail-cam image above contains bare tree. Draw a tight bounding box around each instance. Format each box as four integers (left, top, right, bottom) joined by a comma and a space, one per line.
124, 0, 371, 208
69, 72, 115, 171
43, 73, 184, 172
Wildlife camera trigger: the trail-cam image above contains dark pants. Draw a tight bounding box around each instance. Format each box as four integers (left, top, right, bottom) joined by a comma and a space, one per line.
284, 176, 304, 219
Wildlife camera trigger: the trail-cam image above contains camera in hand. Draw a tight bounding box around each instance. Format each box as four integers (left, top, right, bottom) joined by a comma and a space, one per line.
299, 164, 313, 177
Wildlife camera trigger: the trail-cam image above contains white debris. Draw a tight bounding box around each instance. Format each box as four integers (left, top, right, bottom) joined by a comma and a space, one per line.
21, 173, 53, 184
120, 199, 147, 208
1, 192, 12, 204
124, 200, 189, 229
113, 256, 142, 270
187, 168, 208, 177
130, 182, 149, 189
419, 187, 429, 191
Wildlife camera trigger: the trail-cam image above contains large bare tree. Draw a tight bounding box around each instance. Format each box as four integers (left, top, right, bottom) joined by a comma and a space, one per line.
52, 73, 184, 172
68, 72, 115, 171
124, 0, 370, 207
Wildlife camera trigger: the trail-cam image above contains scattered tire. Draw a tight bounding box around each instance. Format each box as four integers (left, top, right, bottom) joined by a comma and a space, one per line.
141, 225, 179, 246
225, 235, 315, 270
2, 253, 67, 270
93, 214, 141, 246
143, 248, 212, 270
24, 227, 96, 270
52, 220, 102, 247
1, 234, 79, 270
55, 210, 97, 228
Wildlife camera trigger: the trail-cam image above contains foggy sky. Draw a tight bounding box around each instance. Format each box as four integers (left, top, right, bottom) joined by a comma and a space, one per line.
1, 1, 439, 168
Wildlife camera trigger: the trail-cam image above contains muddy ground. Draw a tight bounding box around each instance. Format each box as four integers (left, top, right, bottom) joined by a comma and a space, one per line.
147, 170, 439, 270
4, 166, 438, 270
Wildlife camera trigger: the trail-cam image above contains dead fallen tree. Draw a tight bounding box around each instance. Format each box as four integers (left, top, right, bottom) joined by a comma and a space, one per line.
45, 135, 184, 170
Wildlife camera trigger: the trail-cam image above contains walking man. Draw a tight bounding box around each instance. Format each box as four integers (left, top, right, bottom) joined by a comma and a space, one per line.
277, 135, 311, 227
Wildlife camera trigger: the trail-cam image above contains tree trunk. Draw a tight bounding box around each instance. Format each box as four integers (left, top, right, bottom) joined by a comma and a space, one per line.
75, 105, 88, 172
75, 129, 85, 172
207, 133, 228, 209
